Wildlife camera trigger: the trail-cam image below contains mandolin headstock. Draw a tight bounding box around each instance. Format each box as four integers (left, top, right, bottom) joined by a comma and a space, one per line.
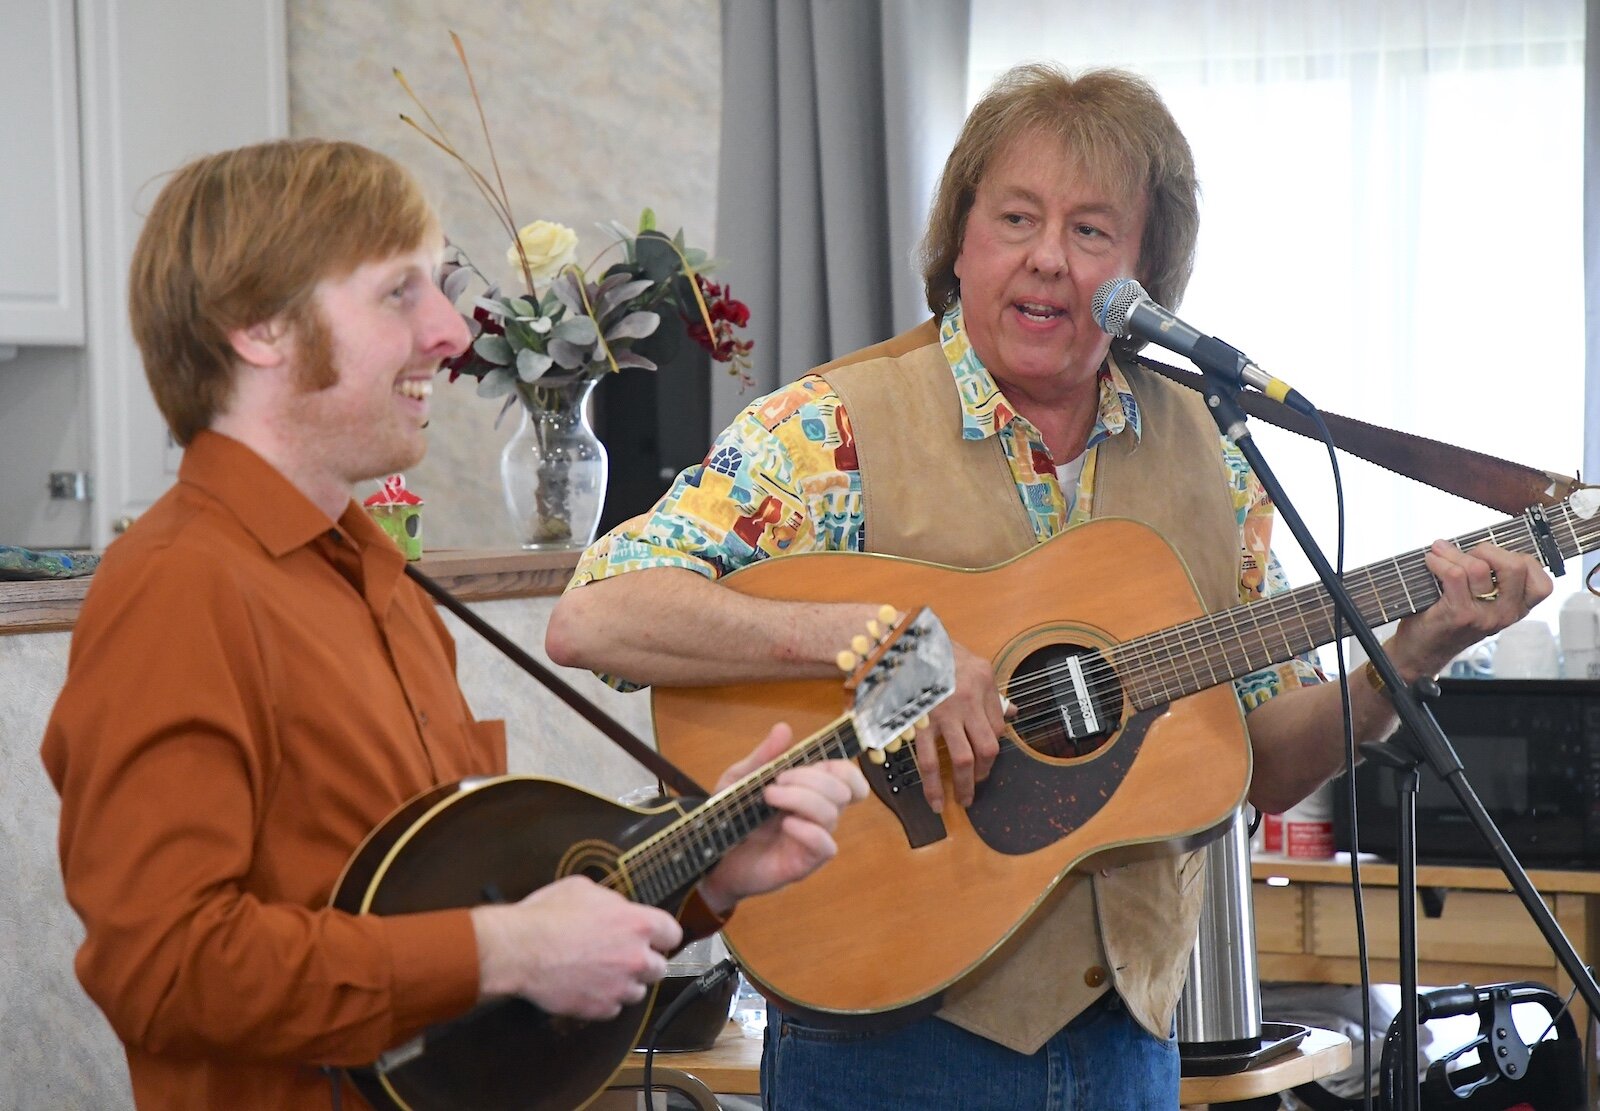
840, 606, 955, 756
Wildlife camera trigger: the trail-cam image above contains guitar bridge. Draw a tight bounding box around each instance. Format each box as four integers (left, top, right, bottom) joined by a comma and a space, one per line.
859, 742, 946, 848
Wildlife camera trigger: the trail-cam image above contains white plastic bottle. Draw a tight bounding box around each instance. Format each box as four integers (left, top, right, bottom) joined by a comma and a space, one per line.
1559, 591, 1600, 679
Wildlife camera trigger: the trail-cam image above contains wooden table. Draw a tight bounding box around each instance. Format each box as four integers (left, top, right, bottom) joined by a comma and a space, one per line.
612, 1020, 1351, 1106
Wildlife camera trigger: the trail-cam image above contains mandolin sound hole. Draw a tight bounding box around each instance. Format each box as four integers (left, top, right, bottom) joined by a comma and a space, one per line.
1005, 643, 1124, 759
560, 843, 622, 887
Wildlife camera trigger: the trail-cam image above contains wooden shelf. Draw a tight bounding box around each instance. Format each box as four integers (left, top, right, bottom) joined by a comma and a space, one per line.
409, 549, 583, 603
1252, 855, 1600, 895
0, 577, 90, 635
0, 548, 582, 636
1251, 850, 1600, 1100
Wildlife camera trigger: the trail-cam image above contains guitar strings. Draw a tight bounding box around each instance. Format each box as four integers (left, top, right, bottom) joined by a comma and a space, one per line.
1003, 510, 1584, 711
626, 508, 1596, 861
888, 509, 1600, 793
997, 555, 1426, 709
1014, 535, 1440, 700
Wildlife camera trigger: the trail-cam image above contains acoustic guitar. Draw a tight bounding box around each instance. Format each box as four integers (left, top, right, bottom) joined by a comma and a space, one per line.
332, 607, 955, 1111
653, 490, 1600, 1023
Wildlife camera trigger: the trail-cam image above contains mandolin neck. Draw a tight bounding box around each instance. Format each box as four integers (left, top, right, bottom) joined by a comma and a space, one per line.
616, 713, 861, 908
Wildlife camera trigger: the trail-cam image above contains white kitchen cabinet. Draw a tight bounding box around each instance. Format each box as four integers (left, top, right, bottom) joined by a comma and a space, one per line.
0, 1, 287, 548
0, 2, 85, 345
80, 0, 288, 544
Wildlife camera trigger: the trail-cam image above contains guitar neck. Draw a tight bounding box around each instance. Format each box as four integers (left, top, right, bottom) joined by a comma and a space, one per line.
1117, 496, 1600, 708
616, 713, 862, 909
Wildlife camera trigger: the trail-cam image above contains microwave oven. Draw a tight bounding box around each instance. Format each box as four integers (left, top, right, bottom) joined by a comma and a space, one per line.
1332, 678, 1600, 869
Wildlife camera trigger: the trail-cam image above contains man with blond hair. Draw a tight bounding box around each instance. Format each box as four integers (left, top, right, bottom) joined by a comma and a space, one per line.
548, 67, 1547, 1106
43, 138, 866, 1109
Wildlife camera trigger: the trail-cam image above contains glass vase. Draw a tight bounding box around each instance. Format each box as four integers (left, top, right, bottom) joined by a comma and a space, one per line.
499, 379, 608, 550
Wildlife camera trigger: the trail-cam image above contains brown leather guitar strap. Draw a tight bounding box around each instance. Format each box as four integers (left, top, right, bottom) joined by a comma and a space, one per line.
1134, 355, 1581, 515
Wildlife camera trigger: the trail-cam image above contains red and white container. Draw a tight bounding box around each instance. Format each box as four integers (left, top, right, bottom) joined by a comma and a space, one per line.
1261, 780, 1335, 859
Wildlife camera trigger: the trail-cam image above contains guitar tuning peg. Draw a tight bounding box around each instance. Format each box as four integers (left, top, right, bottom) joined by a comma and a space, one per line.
865, 620, 882, 639
851, 634, 871, 655
878, 604, 897, 627
886, 736, 904, 753
916, 716, 930, 731
836, 649, 858, 673
867, 747, 887, 766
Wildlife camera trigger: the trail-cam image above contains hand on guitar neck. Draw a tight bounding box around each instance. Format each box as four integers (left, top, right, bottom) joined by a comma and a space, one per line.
1396, 539, 1552, 677
1247, 537, 1552, 813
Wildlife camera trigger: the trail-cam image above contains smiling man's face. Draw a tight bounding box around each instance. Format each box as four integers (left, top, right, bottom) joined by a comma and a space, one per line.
278, 244, 470, 492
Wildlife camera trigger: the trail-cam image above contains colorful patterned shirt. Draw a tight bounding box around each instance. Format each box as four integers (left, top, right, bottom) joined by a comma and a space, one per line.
572, 304, 1322, 701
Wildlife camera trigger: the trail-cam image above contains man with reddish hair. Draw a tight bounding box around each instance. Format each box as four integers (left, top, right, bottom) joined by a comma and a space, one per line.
43, 138, 866, 1109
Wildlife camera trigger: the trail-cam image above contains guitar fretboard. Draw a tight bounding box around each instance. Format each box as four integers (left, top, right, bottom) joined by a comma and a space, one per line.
1112, 497, 1600, 708
615, 714, 861, 908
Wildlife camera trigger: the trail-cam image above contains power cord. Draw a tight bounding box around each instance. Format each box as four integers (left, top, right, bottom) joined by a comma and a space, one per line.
639, 957, 739, 1107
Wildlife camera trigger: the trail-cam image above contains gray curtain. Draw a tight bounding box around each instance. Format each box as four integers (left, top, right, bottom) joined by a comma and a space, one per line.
710, 0, 970, 427
1588, 0, 1600, 579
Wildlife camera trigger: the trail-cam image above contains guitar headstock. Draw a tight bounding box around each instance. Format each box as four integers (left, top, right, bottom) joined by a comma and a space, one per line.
839, 606, 955, 755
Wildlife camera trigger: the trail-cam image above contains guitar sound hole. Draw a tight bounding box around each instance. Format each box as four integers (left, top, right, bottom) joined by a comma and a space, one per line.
1006, 644, 1123, 759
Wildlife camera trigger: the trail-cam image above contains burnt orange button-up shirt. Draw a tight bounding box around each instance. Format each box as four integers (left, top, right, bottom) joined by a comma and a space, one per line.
43, 431, 504, 1109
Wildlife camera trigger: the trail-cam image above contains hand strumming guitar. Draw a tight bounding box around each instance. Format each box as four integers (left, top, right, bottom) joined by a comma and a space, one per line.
915, 641, 1012, 813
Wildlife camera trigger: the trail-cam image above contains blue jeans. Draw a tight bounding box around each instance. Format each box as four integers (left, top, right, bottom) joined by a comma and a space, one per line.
760, 992, 1179, 1109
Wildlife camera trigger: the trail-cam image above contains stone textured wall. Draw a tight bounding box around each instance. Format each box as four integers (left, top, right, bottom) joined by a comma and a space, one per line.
0, 631, 118, 1109
289, 0, 722, 550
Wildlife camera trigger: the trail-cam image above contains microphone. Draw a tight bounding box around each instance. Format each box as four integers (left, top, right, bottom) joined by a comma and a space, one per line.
1091, 278, 1312, 415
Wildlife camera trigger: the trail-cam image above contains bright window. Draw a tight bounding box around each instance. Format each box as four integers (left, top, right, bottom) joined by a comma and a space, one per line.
969, 1, 1587, 642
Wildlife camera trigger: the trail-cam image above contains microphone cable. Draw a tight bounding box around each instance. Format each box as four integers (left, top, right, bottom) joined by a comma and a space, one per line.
1305, 403, 1376, 1111
1090, 276, 1379, 1103
639, 956, 739, 1107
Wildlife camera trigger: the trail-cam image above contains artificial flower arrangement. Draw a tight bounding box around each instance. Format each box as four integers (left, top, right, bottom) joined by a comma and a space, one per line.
396, 35, 753, 429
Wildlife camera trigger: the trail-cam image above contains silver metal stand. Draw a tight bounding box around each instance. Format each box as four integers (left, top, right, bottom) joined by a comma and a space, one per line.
1177, 808, 1263, 1053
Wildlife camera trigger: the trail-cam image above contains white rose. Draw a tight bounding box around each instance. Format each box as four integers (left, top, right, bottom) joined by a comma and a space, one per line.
506, 221, 579, 283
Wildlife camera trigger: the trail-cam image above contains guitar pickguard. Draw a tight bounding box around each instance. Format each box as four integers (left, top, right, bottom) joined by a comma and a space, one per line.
966, 704, 1165, 855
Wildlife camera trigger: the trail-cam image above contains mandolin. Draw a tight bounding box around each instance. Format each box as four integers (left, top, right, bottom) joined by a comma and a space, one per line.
331, 607, 954, 1111
653, 489, 1600, 1023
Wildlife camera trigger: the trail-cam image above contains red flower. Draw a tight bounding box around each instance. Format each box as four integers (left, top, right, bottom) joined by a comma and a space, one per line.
442, 304, 505, 381
685, 275, 755, 384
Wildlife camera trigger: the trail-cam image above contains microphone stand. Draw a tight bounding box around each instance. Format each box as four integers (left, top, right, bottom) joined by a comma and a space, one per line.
1185, 368, 1600, 1110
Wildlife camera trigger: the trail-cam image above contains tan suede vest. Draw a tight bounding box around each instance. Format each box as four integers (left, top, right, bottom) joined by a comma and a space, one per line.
819, 323, 1241, 1052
